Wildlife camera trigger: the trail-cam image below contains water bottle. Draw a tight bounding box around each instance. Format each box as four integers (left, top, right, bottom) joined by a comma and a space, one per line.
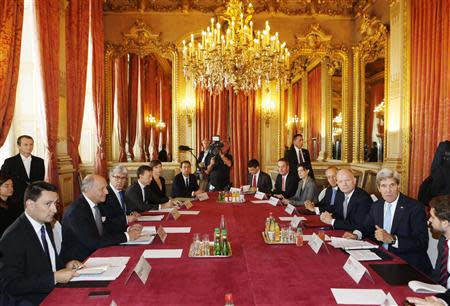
220, 214, 225, 230
224, 293, 234, 306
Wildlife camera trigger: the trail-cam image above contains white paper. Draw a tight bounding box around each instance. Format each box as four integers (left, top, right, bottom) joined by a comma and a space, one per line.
254, 191, 266, 200
242, 185, 250, 192
303, 234, 331, 242
83, 257, 130, 267
279, 216, 307, 221
133, 256, 152, 284
121, 234, 155, 245
70, 257, 130, 282
331, 288, 393, 305
343, 256, 368, 283
162, 227, 191, 233
346, 250, 381, 261
197, 193, 209, 201
251, 200, 271, 204
76, 265, 108, 275
308, 234, 323, 254
229, 187, 241, 193
408, 280, 447, 294
142, 249, 183, 259
285, 204, 296, 215
137, 215, 164, 221
329, 237, 378, 250
268, 196, 279, 206
148, 208, 172, 213
178, 210, 200, 215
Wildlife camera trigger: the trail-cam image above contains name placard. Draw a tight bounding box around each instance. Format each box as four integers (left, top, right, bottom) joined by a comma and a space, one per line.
124, 256, 152, 285
343, 255, 371, 284
254, 191, 266, 200
156, 226, 167, 243
184, 200, 193, 209
197, 192, 209, 201
268, 196, 280, 206
285, 204, 296, 215
169, 208, 181, 220
229, 187, 241, 193
242, 185, 250, 192
290, 215, 302, 229
308, 233, 324, 254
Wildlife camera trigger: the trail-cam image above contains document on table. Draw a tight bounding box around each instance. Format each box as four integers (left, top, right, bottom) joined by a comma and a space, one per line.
278, 216, 307, 221
331, 289, 397, 305
137, 215, 164, 221
162, 227, 191, 233
329, 237, 378, 250
251, 200, 271, 204
178, 210, 200, 215
70, 257, 130, 282
143, 249, 183, 259
148, 208, 172, 213
303, 234, 331, 241
346, 250, 381, 261
121, 234, 155, 245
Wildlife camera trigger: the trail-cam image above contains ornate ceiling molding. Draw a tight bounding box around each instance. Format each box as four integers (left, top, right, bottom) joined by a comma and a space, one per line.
353, 14, 388, 63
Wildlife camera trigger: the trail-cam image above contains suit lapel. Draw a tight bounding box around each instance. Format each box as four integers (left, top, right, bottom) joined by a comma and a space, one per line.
345, 189, 358, 217
21, 214, 52, 268
81, 196, 100, 237
15, 154, 29, 180
390, 194, 406, 234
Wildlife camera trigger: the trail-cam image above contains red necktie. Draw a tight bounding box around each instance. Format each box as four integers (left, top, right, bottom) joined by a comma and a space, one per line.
282, 176, 286, 192
252, 175, 257, 188
440, 241, 449, 287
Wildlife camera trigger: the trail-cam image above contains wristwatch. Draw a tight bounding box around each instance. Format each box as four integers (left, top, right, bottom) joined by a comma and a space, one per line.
390, 234, 397, 245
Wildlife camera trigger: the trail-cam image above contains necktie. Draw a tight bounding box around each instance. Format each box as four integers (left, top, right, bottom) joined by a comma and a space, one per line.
282, 176, 286, 192
252, 175, 257, 188
383, 204, 393, 249
330, 188, 337, 206
40, 225, 51, 264
342, 195, 349, 219
119, 191, 126, 213
297, 150, 301, 164
94, 205, 103, 236
299, 149, 304, 163
440, 241, 449, 287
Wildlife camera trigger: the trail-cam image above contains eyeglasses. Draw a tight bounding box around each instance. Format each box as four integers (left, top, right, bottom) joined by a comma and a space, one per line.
112, 175, 128, 181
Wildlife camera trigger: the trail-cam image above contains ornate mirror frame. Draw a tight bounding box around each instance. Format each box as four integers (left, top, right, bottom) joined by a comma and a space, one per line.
352, 14, 389, 163
287, 24, 350, 162
104, 19, 179, 162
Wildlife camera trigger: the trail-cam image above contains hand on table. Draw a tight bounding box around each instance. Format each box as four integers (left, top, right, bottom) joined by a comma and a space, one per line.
161, 201, 174, 209
304, 201, 315, 212
281, 199, 289, 205
54, 268, 78, 284
374, 225, 394, 244
406, 296, 445, 306
127, 212, 141, 223
65, 260, 83, 270
128, 225, 143, 241
320, 211, 333, 225
342, 232, 357, 239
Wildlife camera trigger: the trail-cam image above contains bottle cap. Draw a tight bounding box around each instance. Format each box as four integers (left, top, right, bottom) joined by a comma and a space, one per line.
225, 293, 233, 302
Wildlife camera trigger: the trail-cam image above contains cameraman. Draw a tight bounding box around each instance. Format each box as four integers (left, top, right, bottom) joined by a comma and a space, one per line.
205, 141, 233, 191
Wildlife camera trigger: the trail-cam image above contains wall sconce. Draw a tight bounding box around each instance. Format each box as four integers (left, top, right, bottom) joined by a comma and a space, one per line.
286, 115, 302, 129
181, 98, 196, 126
156, 120, 166, 130
262, 99, 276, 126
145, 114, 157, 126
373, 99, 385, 118
332, 113, 343, 136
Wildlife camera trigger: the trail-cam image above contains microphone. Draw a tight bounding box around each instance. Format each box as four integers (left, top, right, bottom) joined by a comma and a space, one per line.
179, 145, 193, 151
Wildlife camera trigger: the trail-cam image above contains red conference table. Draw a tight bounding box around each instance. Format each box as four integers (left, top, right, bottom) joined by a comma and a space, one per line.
43, 194, 423, 305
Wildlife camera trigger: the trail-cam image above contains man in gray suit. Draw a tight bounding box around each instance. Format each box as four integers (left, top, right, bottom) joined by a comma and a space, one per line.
281, 163, 318, 206
247, 159, 272, 194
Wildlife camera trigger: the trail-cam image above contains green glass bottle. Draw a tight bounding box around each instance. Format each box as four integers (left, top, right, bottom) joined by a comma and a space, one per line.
221, 229, 229, 256
214, 228, 221, 255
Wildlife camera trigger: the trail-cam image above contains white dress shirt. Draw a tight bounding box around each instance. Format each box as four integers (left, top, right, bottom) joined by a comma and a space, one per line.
137, 180, 146, 202
25, 212, 56, 272
20, 154, 32, 178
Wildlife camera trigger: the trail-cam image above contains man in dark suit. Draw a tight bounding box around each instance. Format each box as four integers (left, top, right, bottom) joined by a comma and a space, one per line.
0, 182, 81, 305
320, 169, 372, 231
100, 165, 140, 235
343, 168, 431, 275
284, 134, 313, 178
61, 175, 142, 262
126, 165, 174, 213
273, 158, 299, 199
305, 166, 342, 214
247, 159, 273, 194
1, 135, 45, 206
172, 160, 202, 198
206, 141, 233, 191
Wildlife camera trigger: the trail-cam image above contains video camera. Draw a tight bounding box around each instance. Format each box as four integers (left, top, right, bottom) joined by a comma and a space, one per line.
209, 135, 224, 157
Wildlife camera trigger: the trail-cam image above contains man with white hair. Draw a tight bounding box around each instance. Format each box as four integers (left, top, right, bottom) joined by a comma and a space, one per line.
343, 168, 431, 274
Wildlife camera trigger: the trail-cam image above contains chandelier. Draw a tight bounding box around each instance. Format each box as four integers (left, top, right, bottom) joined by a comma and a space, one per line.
182, 0, 290, 93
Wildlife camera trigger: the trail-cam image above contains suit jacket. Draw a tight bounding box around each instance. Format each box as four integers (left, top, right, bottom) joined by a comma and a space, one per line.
247, 171, 273, 194
99, 185, 128, 234
60, 195, 127, 262
171, 173, 199, 198
317, 187, 344, 212
288, 178, 319, 206
432, 236, 448, 285
284, 146, 312, 174
148, 177, 169, 204
273, 172, 299, 199
125, 181, 159, 212
0, 214, 63, 305
331, 187, 372, 231
0, 154, 45, 204
361, 193, 432, 275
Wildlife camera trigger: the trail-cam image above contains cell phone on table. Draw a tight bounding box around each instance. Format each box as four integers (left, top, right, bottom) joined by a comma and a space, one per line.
88, 290, 111, 298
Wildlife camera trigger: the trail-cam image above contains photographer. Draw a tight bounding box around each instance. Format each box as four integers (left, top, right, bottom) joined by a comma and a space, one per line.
205, 140, 233, 191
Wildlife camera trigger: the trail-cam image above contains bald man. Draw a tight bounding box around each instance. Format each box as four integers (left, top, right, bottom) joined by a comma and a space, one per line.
320, 169, 372, 231
60, 175, 142, 262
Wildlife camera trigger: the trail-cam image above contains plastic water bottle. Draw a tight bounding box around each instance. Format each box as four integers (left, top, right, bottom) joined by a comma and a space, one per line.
220, 214, 225, 230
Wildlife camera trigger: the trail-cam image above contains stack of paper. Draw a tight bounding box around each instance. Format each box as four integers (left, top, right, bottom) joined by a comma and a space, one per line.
278, 216, 307, 222
142, 249, 183, 258
331, 288, 397, 305
178, 211, 200, 215
137, 215, 164, 221
71, 257, 130, 282
408, 281, 447, 294
329, 237, 378, 250
148, 208, 173, 213
346, 250, 381, 261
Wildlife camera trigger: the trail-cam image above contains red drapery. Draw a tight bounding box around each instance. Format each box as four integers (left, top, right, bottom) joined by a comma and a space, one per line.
410, 0, 450, 197
116, 56, 129, 162
366, 81, 384, 145
91, 0, 106, 176
229, 91, 259, 187
128, 54, 139, 161
0, 0, 23, 147
65, 0, 89, 196
283, 88, 289, 148
307, 66, 322, 160
35, 0, 60, 186
292, 80, 302, 135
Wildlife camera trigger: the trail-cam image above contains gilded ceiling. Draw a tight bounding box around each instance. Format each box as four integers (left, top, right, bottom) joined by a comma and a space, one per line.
104, 0, 376, 17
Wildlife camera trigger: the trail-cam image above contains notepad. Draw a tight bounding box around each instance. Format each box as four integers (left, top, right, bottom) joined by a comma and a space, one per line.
178, 211, 200, 215
408, 280, 446, 294
121, 234, 155, 245
331, 288, 397, 305
70, 257, 130, 282
76, 265, 108, 275
329, 237, 378, 250
137, 215, 164, 221
142, 249, 183, 259
346, 250, 381, 261
162, 227, 191, 233
148, 208, 172, 213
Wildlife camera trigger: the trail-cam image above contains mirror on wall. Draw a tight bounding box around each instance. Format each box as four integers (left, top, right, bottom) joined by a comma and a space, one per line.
331, 66, 342, 160
363, 58, 384, 163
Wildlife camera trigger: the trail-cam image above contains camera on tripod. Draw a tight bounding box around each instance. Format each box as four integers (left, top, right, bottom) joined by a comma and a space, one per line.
209, 135, 224, 157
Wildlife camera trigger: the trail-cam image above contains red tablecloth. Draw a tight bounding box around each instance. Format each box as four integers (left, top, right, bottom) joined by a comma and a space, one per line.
43, 194, 422, 305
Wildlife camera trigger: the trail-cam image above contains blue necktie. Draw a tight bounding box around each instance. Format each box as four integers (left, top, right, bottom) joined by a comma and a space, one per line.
330, 188, 337, 206
40, 225, 51, 264
119, 191, 126, 213
383, 204, 393, 249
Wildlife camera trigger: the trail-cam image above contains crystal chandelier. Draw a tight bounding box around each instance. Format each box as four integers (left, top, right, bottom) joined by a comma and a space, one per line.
182, 0, 290, 93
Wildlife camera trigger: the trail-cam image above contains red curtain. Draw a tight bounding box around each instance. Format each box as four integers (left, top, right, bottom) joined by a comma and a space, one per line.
35, 0, 60, 186
91, 0, 106, 176
66, 0, 89, 195
283, 88, 289, 148
229, 91, 259, 187
195, 88, 228, 153
307, 66, 322, 160
366, 81, 384, 145
292, 80, 302, 135
0, 0, 23, 147
116, 56, 129, 162
410, 0, 450, 196
128, 54, 139, 160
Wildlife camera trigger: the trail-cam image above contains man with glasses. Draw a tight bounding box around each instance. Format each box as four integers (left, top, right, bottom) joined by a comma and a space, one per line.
100, 165, 140, 234
0, 181, 82, 305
